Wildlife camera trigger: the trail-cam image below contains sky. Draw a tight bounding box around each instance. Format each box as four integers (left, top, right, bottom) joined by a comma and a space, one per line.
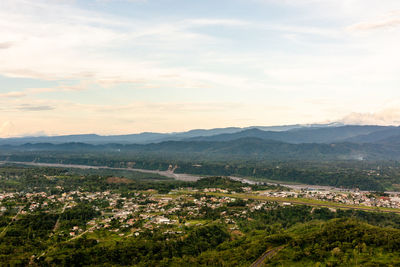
0, 0, 400, 137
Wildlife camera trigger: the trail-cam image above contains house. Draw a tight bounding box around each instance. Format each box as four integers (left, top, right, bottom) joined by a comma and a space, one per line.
154, 216, 170, 224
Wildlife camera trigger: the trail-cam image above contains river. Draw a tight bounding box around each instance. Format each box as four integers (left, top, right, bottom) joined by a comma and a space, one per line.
0, 160, 385, 193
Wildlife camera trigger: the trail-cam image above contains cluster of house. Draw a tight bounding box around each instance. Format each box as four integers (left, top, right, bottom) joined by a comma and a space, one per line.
0, 188, 257, 237
259, 189, 400, 209
5, 183, 400, 240
76, 190, 264, 237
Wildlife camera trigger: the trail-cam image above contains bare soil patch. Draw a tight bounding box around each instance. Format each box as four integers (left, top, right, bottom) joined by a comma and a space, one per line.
106, 177, 133, 184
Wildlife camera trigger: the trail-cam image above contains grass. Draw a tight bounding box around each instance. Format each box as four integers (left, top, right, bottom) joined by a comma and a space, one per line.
153, 193, 181, 199
184, 219, 210, 226
86, 229, 127, 244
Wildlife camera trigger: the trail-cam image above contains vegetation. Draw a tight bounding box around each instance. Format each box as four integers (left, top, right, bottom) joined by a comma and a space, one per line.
3, 153, 400, 190
0, 165, 284, 194
3, 203, 400, 266
2, 164, 400, 265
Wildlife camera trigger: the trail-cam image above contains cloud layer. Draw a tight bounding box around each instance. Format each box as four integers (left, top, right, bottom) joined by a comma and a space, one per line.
0, 0, 400, 136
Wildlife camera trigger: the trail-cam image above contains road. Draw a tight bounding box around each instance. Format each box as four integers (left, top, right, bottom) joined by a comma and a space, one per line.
51, 203, 68, 234
0, 206, 23, 238
67, 226, 96, 242
250, 246, 284, 267
205, 192, 400, 214
281, 199, 400, 214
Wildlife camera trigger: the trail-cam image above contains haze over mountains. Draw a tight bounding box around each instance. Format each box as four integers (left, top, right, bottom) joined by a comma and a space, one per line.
1, 124, 400, 161
0, 123, 399, 146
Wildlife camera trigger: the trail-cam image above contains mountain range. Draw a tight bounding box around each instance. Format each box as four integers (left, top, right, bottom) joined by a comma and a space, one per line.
1, 124, 400, 161
2, 122, 392, 145
1, 123, 399, 145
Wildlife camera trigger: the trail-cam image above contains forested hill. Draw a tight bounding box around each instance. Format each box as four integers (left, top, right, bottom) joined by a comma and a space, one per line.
188, 125, 388, 143
2, 124, 400, 145
2, 124, 400, 162
1, 137, 400, 161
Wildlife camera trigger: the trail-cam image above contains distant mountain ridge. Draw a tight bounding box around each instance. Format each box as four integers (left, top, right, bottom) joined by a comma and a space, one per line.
0, 123, 342, 145
1, 124, 399, 146
187, 125, 389, 144
344, 127, 400, 144
1, 136, 397, 161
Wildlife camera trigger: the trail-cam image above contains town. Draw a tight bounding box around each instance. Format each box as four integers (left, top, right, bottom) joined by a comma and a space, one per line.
2, 177, 400, 245
3, 165, 400, 266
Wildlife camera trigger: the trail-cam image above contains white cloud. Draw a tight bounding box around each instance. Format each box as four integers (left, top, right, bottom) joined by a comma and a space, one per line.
0, 0, 242, 89
0, 121, 16, 138
186, 19, 249, 27
340, 109, 400, 126
1, 0, 400, 136
347, 10, 400, 31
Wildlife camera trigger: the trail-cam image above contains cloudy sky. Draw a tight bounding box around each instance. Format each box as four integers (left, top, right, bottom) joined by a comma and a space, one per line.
1, 0, 400, 137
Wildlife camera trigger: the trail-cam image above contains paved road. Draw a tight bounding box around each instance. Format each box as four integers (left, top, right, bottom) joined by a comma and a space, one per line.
272, 198, 400, 214
250, 246, 284, 267
207, 192, 400, 214
67, 226, 96, 242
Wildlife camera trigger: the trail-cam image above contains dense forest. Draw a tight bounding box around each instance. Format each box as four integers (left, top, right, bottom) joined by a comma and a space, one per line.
2, 134, 400, 162
2, 152, 400, 191
3, 204, 400, 266
0, 166, 282, 194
